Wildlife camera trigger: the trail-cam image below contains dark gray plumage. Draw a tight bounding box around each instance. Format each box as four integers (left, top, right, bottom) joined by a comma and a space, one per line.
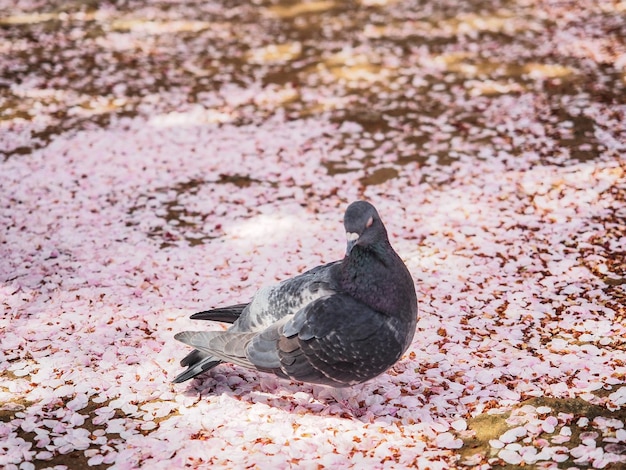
173, 201, 418, 387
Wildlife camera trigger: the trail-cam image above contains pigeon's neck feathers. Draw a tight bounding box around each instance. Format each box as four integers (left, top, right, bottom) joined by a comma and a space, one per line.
351, 238, 391, 267
339, 238, 414, 320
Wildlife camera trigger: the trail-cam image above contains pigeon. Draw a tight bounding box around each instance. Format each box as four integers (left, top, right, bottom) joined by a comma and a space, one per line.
173, 200, 418, 387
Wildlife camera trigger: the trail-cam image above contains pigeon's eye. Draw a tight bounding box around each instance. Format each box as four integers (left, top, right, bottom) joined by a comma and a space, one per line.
365, 216, 373, 228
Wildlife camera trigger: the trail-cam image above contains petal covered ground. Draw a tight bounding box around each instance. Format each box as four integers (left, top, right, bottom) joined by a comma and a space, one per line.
1, 0, 626, 469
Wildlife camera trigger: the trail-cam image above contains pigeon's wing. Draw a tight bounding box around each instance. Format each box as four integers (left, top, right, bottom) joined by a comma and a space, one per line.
190, 303, 249, 323
230, 261, 340, 333
172, 262, 341, 383
174, 330, 258, 370
247, 294, 406, 387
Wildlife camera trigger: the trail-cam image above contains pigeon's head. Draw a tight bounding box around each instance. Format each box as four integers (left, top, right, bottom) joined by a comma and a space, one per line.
343, 201, 387, 255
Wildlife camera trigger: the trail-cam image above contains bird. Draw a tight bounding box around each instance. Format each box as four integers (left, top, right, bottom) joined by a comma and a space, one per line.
173, 200, 418, 387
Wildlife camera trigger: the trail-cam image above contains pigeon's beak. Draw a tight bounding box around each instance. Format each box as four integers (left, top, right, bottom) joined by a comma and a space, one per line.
345, 232, 359, 255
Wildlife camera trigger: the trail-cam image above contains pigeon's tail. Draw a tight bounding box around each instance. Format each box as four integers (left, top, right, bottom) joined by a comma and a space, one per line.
172, 349, 221, 383
190, 303, 248, 323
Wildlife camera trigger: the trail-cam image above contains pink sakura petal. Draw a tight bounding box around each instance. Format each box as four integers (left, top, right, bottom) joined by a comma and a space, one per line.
581, 431, 599, 445
542, 416, 559, 433
66, 394, 89, 411
451, 419, 467, 431
499, 448, 523, 465
490, 439, 505, 449
500, 427, 527, 443
604, 443, 626, 454
435, 432, 463, 449
88, 454, 105, 466
552, 452, 570, 463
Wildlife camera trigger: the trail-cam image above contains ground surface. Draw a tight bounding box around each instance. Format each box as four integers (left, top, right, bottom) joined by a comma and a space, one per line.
1, 0, 626, 468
